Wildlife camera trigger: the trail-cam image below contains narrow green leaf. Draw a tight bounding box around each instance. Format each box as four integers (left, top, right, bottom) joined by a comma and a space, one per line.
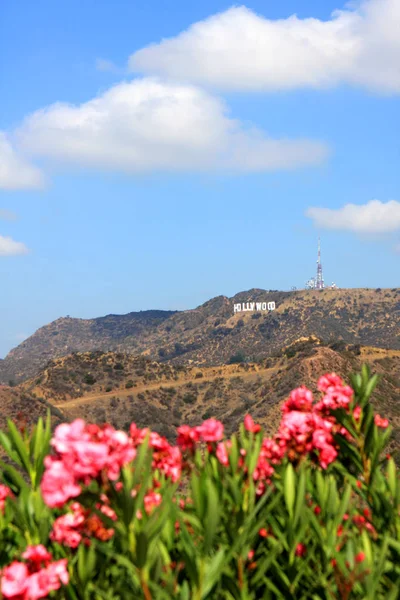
136, 531, 148, 569
204, 480, 220, 553
201, 549, 226, 598
293, 467, 306, 528
387, 458, 397, 498
284, 463, 295, 519
7, 420, 31, 474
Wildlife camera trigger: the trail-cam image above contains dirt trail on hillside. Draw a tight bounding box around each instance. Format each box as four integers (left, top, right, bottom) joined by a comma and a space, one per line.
54, 365, 279, 410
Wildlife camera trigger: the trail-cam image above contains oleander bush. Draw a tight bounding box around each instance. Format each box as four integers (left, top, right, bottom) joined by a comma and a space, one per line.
0, 366, 399, 599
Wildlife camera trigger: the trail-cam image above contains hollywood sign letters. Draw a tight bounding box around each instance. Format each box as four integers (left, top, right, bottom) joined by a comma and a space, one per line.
234, 301, 276, 313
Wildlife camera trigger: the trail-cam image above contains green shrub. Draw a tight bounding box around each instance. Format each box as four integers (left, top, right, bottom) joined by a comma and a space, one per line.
229, 351, 246, 364
183, 392, 196, 404
83, 373, 96, 385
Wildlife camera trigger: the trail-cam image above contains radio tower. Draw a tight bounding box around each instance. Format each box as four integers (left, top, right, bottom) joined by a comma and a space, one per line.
316, 237, 324, 289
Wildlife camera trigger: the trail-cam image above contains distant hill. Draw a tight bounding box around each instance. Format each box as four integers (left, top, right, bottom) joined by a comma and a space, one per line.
1, 288, 399, 384
4, 340, 399, 453
0, 310, 176, 384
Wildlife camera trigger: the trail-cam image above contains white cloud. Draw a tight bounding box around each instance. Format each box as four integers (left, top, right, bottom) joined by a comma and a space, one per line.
16, 78, 328, 173
129, 0, 400, 94
0, 133, 45, 190
0, 235, 29, 256
306, 200, 400, 233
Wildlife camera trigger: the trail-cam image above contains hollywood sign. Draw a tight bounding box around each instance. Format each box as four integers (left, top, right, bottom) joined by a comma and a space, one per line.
234, 301, 276, 313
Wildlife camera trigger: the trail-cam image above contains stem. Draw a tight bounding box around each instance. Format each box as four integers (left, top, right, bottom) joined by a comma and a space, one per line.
140, 571, 152, 600
238, 556, 244, 591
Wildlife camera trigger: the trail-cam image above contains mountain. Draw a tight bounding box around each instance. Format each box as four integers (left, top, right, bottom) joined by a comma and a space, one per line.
5, 340, 399, 452
1, 288, 399, 384
0, 310, 176, 384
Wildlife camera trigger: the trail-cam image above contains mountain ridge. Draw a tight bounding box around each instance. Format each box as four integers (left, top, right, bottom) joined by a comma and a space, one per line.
1, 287, 399, 384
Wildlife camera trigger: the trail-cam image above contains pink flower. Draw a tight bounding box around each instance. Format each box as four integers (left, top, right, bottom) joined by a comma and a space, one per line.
314, 374, 354, 416
317, 441, 338, 469
196, 419, 224, 443
282, 387, 313, 413
46, 560, 69, 586
41, 458, 81, 508
144, 492, 162, 514
50, 509, 85, 548
295, 543, 307, 557
244, 415, 261, 433
51, 503, 114, 547
216, 441, 231, 466
22, 546, 51, 566
375, 414, 389, 428
97, 503, 117, 522
101, 427, 136, 480
176, 425, 200, 451
355, 552, 365, 563
259, 528, 268, 538
0, 484, 13, 514
353, 406, 362, 421
1, 561, 29, 598
24, 560, 69, 599
51, 419, 88, 454
0, 553, 69, 600
317, 373, 344, 393
151, 439, 182, 482
275, 409, 337, 469
261, 438, 285, 464
42, 420, 136, 507
67, 439, 110, 479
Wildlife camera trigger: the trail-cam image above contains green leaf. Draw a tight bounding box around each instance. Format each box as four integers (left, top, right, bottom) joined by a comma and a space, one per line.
0, 460, 28, 492
204, 480, 220, 553
77, 543, 96, 588
284, 463, 295, 519
387, 458, 397, 498
136, 531, 148, 569
362, 530, 373, 568
293, 467, 306, 528
364, 374, 379, 402
201, 549, 226, 598
7, 420, 31, 475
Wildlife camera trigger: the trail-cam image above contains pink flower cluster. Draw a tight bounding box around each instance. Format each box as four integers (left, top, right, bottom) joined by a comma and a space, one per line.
314, 374, 353, 414
0, 484, 13, 513
51, 502, 115, 548
41, 419, 136, 507
274, 375, 355, 468
374, 414, 389, 429
130, 425, 182, 482
277, 409, 337, 469
1, 545, 68, 600
177, 418, 224, 452
214, 374, 355, 479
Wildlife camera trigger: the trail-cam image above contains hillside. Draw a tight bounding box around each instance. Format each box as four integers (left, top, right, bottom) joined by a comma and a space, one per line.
6, 340, 399, 450
1, 288, 399, 384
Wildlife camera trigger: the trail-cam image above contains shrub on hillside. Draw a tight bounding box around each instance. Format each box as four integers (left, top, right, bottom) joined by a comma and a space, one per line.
229, 351, 246, 364
83, 373, 96, 385
0, 368, 399, 598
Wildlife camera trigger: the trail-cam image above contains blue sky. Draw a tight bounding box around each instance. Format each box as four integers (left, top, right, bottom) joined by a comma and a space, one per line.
0, 0, 399, 357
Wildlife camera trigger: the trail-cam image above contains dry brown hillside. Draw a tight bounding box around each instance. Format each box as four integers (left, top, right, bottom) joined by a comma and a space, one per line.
1, 288, 399, 384
7, 340, 399, 451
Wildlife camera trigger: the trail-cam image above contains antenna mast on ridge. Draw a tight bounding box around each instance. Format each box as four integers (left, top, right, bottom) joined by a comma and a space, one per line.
316, 237, 324, 289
